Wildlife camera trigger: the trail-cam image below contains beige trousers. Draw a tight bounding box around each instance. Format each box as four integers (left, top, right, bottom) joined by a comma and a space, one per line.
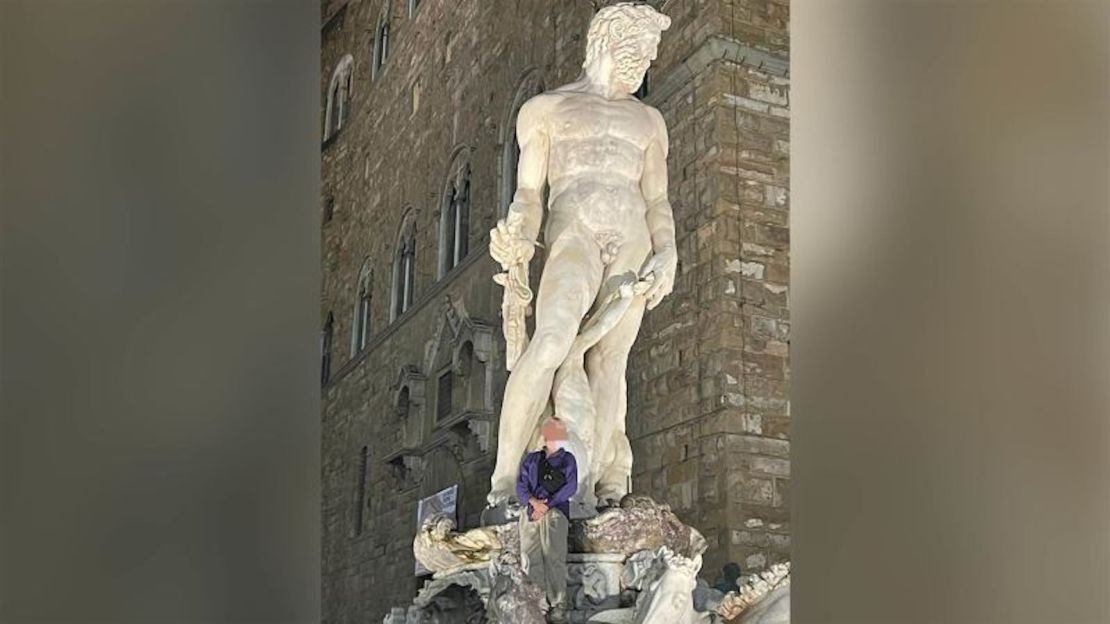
518, 508, 569, 609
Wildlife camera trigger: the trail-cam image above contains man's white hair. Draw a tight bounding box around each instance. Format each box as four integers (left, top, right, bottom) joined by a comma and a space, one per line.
584, 2, 671, 69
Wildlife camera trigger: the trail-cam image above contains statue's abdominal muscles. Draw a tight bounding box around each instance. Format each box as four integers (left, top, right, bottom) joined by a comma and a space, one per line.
546, 101, 654, 243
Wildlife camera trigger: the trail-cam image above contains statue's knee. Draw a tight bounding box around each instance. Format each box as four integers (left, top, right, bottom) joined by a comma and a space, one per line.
587, 342, 629, 371
585, 347, 607, 370
530, 330, 574, 367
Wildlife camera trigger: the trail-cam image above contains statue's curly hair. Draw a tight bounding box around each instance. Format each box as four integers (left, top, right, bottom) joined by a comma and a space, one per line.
584, 2, 671, 68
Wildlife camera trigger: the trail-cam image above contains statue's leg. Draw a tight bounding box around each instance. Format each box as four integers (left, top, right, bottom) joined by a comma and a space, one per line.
488, 229, 603, 503
587, 238, 652, 502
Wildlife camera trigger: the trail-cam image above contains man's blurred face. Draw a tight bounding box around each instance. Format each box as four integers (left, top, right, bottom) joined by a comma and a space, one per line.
543, 420, 567, 454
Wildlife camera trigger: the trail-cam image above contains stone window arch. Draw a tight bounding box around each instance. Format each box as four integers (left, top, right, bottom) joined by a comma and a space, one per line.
455, 340, 474, 379
352, 445, 369, 536
351, 261, 373, 354
394, 365, 426, 448
391, 210, 417, 321
422, 297, 496, 454
324, 54, 354, 141
438, 148, 472, 278
321, 311, 335, 385
500, 69, 545, 216
372, 11, 390, 79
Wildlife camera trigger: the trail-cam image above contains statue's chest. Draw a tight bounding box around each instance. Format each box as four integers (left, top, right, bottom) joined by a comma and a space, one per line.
549, 101, 651, 149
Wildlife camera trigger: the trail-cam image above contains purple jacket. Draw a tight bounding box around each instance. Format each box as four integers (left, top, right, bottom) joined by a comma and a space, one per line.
516, 448, 577, 519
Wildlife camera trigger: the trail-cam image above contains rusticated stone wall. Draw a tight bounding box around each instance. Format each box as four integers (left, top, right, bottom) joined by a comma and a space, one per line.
320, 1, 788, 622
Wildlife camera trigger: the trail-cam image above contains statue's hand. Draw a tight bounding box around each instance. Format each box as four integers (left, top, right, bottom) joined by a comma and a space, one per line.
639, 246, 677, 310
489, 212, 535, 269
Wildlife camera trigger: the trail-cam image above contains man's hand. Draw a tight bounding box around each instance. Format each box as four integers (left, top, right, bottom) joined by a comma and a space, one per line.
529, 497, 549, 521
640, 246, 677, 309
490, 210, 536, 269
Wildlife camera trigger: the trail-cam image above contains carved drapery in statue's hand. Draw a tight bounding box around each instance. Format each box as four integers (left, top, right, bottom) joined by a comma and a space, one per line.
490, 210, 537, 269
639, 245, 677, 309
491, 210, 537, 371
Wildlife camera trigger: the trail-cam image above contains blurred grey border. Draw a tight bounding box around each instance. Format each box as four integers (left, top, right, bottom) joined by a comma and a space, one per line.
2, 1, 1108, 623
793, 1, 1109, 622
1, 1, 321, 622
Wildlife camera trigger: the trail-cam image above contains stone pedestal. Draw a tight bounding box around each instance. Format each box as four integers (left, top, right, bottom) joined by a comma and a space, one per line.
401, 495, 789, 624
566, 553, 626, 623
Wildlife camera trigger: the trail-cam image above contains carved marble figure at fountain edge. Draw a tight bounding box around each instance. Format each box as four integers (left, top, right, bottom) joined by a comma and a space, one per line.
488, 2, 676, 510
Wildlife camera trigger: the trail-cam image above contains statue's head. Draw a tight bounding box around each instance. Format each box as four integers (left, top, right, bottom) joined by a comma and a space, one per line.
584, 3, 671, 94
420, 512, 455, 539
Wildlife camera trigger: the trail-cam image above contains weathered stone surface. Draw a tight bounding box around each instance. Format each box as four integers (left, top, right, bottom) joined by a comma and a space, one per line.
411, 569, 490, 623
567, 553, 626, 614
569, 495, 707, 560
487, 550, 547, 624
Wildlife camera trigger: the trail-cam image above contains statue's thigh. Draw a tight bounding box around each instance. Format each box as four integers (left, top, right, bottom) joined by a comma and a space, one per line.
588, 241, 652, 358
596, 234, 653, 302
533, 232, 603, 331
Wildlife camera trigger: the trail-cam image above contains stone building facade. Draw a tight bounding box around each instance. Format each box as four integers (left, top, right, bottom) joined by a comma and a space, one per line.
319, 1, 789, 622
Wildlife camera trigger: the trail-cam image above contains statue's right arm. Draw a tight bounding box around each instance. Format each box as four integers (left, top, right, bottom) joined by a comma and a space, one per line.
505, 97, 549, 243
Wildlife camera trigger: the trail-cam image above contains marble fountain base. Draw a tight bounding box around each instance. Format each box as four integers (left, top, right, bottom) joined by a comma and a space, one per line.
390, 496, 789, 624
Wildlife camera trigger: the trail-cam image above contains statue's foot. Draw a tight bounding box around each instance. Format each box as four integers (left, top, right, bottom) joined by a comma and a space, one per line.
597, 497, 622, 512
595, 484, 628, 508
486, 482, 515, 507
481, 490, 522, 526
546, 604, 568, 624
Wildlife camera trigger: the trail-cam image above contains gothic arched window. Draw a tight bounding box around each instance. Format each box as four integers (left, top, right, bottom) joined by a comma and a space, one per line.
352, 446, 369, 536
321, 312, 335, 385
352, 263, 372, 353
392, 212, 417, 321
372, 15, 390, 79
324, 55, 354, 141
439, 163, 470, 274
439, 151, 472, 277
396, 386, 411, 421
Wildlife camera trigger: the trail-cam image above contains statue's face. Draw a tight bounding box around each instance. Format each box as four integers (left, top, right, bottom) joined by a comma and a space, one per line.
611, 32, 661, 93
432, 517, 452, 538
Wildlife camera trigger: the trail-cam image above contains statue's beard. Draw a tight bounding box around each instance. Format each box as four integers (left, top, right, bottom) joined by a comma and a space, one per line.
611, 44, 649, 92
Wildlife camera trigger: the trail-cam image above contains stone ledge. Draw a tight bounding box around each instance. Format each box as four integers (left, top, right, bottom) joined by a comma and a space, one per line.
646, 36, 789, 108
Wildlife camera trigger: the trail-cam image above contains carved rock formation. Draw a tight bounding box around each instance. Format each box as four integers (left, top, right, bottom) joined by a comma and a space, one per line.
570, 495, 707, 559
486, 549, 547, 624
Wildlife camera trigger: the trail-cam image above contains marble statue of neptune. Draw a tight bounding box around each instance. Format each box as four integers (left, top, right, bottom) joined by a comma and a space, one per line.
488, 3, 675, 508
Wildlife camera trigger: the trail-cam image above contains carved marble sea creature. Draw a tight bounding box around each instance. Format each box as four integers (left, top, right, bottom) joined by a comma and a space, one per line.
631, 547, 701, 624
412, 513, 503, 576
716, 563, 791, 624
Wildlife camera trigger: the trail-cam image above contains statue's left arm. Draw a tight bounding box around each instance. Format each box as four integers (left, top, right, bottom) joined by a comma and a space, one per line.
640, 107, 677, 310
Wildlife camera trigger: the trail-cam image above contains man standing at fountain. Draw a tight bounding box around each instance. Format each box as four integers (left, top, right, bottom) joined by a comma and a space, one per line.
517, 419, 578, 623
489, 2, 674, 508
